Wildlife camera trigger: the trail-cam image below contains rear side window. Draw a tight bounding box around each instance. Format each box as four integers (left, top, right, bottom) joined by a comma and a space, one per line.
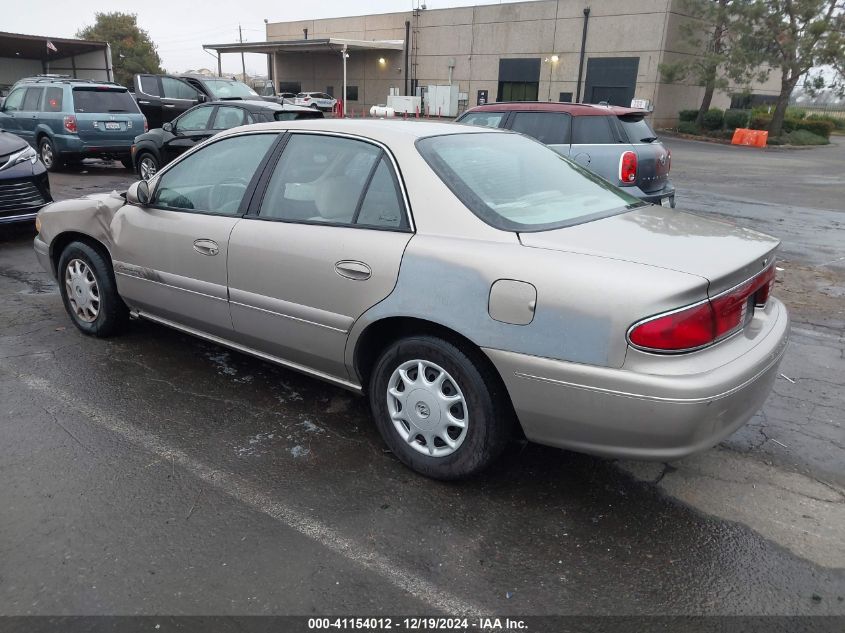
212, 106, 246, 130
571, 116, 615, 144
259, 134, 407, 229
618, 115, 658, 143
72, 88, 138, 113
44, 87, 64, 112
459, 112, 506, 129
510, 112, 571, 145
274, 110, 323, 121
22, 88, 43, 111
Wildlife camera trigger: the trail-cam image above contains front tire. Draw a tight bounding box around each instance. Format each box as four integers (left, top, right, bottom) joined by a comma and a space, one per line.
58, 241, 128, 337
136, 152, 159, 180
369, 335, 513, 480
39, 137, 63, 172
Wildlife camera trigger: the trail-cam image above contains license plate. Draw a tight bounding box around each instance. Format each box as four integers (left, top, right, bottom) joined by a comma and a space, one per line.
660, 197, 672, 208
104, 122, 121, 130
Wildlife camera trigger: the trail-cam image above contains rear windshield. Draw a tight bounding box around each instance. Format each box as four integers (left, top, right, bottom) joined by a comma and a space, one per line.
72, 88, 138, 114
274, 110, 323, 121
618, 115, 659, 143
417, 133, 641, 232
201, 79, 259, 99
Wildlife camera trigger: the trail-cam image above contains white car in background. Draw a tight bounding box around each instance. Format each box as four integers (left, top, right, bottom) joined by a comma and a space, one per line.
294, 92, 337, 112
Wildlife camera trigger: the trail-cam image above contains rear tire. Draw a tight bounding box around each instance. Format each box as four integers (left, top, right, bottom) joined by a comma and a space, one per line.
368, 335, 513, 480
39, 137, 63, 172
58, 241, 128, 337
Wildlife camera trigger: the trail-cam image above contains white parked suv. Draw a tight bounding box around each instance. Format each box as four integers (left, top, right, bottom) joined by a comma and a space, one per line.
294, 92, 337, 112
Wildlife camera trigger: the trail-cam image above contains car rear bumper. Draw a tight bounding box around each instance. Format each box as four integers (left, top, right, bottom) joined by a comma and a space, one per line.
624, 181, 676, 207
483, 298, 789, 460
54, 134, 133, 158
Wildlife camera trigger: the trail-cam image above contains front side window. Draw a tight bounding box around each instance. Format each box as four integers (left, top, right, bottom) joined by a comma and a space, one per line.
22, 88, 44, 111
2, 88, 25, 112
259, 134, 406, 229
417, 133, 640, 232
459, 112, 505, 129
212, 106, 246, 130
162, 77, 200, 100
176, 106, 213, 131
510, 112, 571, 145
153, 133, 276, 215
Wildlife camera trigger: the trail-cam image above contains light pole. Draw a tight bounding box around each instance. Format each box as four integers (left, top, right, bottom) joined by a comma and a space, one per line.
342, 44, 348, 117
238, 24, 246, 82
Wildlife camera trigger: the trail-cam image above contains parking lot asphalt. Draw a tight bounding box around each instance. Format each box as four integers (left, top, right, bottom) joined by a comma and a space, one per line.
1, 144, 843, 617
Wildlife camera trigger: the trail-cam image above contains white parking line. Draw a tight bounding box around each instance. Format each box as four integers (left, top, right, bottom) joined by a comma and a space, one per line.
7, 368, 487, 616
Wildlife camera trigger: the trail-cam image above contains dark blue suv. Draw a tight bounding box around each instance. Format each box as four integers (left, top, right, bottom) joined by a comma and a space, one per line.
0, 76, 146, 171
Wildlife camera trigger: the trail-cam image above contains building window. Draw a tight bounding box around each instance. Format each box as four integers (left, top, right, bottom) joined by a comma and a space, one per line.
559, 92, 573, 103
345, 85, 359, 101
497, 82, 538, 102
326, 86, 334, 97
279, 81, 301, 95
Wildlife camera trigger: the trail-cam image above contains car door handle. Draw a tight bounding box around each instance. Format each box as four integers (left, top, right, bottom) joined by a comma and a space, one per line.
163, 103, 176, 108
193, 239, 219, 256
335, 260, 371, 280
137, 100, 151, 105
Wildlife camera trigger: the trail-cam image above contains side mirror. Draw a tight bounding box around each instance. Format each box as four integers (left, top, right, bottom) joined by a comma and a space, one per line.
196, 94, 206, 103
126, 180, 151, 206
162, 121, 173, 133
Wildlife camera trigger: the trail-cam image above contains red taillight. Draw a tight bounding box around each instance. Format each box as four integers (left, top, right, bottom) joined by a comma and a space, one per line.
629, 264, 777, 352
63, 115, 77, 133
619, 150, 637, 184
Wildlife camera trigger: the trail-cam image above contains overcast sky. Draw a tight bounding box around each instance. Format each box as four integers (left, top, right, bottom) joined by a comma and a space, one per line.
6, 0, 525, 76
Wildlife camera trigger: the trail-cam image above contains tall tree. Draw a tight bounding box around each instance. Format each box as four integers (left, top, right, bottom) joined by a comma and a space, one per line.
659, 0, 764, 126
733, 0, 845, 136
77, 12, 163, 88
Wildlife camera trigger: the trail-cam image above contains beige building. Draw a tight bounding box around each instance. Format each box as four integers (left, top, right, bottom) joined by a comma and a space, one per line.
205, 0, 779, 126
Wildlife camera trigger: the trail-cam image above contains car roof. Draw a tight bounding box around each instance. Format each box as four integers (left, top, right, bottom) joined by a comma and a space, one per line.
464, 101, 647, 117
12, 76, 126, 90
205, 100, 313, 112
219, 118, 501, 143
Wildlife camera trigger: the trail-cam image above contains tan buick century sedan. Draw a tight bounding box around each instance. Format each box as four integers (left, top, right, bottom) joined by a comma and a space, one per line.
33, 120, 789, 479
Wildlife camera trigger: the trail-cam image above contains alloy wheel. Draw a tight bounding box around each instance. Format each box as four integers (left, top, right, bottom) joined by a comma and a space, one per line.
139, 156, 157, 180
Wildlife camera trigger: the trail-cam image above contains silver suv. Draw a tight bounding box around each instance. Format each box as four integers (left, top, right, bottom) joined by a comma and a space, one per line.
458, 102, 675, 208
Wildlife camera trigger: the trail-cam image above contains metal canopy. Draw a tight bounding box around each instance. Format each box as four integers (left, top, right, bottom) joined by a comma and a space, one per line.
202, 38, 404, 55
0, 31, 107, 60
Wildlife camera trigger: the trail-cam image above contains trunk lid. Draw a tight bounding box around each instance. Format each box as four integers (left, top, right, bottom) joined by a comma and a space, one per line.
518, 206, 780, 296
72, 87, 144, 143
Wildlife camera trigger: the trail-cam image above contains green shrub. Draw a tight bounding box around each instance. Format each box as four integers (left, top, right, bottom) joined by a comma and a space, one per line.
706, 129, 735, 140
807, 113, 845, 130
792, 118, 835, 139
701, 108, 725, 130
677, 121, 700, 135
679, 109, 699, 122
766, 136, 787, 146
749, 114, 772, 130
786, 106, 807, 120
724, 109, 749, 130
784, 129, 829, 145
